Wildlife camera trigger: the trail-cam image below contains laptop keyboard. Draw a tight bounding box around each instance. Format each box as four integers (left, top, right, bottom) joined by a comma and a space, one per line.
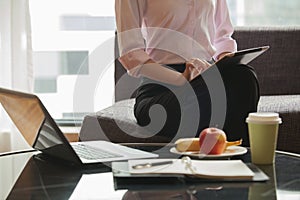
72, 143, 123, 160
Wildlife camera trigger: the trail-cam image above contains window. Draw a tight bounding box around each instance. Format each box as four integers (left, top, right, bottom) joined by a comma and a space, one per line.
227, 0, 300, 26
30, 0, 116, 123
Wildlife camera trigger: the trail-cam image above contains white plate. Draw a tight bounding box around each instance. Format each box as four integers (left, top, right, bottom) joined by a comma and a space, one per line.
170, 146, 248, 159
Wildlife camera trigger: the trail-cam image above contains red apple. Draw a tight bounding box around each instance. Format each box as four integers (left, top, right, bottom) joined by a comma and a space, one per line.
199, 127, 227, 155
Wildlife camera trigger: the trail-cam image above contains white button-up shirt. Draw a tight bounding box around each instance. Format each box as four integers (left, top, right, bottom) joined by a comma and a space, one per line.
115, 0, 237, 77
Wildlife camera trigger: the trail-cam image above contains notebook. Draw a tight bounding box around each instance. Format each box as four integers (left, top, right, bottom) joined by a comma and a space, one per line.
0, 87, 158, 166
125, 158, 254, 180
112, 158, 269, 182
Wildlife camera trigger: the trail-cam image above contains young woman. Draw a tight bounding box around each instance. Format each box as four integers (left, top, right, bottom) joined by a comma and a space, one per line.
115, 0, 259, 146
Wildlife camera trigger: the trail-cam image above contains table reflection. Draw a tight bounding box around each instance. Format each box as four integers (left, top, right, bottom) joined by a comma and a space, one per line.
69, 173, 127, 199
7, 154, 82, 199
248, 165, 277, 200
6, 153, 123, 200
118, 181, 252, 200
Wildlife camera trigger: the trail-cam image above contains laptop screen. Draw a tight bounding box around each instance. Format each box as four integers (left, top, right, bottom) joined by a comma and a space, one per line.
0, 88, 80, 163
0, 91, 44, 146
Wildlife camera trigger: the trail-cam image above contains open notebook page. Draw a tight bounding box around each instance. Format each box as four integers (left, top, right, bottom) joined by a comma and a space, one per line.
128, 159, 255, 180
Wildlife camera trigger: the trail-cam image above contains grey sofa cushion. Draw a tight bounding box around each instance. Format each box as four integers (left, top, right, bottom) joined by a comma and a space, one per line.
79, 99, 170, 143
258, 95, 300, 153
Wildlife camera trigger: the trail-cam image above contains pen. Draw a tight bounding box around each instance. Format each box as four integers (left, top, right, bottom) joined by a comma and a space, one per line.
132, 160, 173, 169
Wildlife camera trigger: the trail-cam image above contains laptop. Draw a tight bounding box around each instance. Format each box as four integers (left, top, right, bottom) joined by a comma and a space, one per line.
0, 87, 158, 166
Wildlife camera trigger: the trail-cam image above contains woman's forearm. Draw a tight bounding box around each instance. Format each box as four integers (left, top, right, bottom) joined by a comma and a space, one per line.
137, 61, 189, 86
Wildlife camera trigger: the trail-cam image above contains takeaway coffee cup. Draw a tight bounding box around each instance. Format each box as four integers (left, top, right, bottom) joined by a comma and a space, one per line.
246, 112, 282, 165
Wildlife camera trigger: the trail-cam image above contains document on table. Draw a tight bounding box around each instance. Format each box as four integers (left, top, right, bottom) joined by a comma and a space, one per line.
128, 158, 255, 180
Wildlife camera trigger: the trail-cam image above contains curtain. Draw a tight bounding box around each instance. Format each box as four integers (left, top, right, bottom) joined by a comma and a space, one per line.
0, 0, 33, 152
0, 0, 33, 91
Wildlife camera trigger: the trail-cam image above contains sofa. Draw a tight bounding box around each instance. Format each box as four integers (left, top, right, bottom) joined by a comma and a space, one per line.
80, 26, 300, 154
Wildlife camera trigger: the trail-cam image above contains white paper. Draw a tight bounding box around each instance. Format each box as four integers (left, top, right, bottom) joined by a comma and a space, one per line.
128, 159, 254, 179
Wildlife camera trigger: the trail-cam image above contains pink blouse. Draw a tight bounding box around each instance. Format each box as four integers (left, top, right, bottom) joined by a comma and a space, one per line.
115, 0, 237, 76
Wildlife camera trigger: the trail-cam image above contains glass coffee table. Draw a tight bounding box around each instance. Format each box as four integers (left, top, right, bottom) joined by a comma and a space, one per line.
1, 143, 299, 200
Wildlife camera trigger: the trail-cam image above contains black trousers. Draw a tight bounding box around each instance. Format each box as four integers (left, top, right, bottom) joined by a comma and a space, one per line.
134, 63, 259, 146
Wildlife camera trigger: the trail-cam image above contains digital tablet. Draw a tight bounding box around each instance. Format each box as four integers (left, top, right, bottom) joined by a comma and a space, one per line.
190, 46, 269, 83
215, 46, 270, 66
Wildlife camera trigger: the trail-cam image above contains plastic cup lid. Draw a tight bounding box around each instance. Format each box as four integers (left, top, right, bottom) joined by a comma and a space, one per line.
246, 112, 282, 124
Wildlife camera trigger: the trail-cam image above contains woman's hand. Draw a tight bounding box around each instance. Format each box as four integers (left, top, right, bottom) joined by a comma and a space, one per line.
182, 64, 192, 81
184, 58, 211, 81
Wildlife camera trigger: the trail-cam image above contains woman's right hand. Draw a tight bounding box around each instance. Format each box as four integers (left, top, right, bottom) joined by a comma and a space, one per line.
184, 58, 211, 81
182, 64, 192, 81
